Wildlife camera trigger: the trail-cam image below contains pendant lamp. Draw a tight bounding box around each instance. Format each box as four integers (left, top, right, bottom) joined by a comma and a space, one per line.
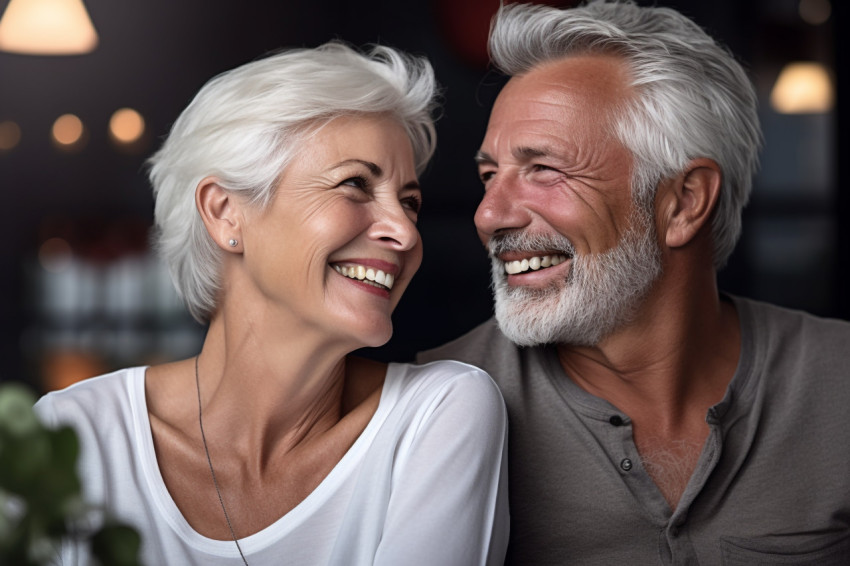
0, 0, 98, 55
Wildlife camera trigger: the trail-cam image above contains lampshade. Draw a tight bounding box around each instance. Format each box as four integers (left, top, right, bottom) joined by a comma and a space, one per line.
770, 62, 834, 114
0, 0, 98, 55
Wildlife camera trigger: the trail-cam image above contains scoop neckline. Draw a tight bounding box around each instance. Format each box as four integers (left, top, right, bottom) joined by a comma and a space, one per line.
128, 363, 402, 556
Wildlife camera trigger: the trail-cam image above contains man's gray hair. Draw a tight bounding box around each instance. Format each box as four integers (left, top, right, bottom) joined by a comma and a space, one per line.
148, 42, 438, 323
489, 0, 762, 268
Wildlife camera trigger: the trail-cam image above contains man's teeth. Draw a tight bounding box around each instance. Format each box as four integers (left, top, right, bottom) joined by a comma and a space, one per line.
334, 265, 395, 289
504, 254, 569, 275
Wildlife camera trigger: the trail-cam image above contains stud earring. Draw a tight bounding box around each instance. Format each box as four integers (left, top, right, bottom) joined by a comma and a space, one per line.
228, 238, 238, 247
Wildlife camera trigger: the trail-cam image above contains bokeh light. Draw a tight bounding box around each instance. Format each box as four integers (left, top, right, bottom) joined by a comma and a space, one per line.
109, 107, 145, 144
770, 62, 834, 114
52, 113, 85, 148
0, 120, 21, 151
799, 0, 831, 25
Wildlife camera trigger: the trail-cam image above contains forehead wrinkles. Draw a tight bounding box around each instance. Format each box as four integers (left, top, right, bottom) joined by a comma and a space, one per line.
484, 61, 634, 184
490, 54, 631, 140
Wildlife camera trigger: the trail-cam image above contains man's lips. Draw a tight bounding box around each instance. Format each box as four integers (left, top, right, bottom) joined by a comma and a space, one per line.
497, 253, 571, 275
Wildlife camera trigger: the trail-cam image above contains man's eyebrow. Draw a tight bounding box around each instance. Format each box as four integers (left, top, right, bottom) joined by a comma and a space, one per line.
329, 159, 383, 176
514, 146, 552, 160
474, 151, 494, 165
474, 146, 557, 165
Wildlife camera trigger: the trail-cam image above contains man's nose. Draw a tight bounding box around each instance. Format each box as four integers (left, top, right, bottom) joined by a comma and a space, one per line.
474, 172, 533, 243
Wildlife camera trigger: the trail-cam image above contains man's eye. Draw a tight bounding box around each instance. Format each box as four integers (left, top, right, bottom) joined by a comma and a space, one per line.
532, 164, 557, 173
480, 170, 496, 183
530, 165, 563, 182
401, 197, 422, 214
401, 195, 422, 214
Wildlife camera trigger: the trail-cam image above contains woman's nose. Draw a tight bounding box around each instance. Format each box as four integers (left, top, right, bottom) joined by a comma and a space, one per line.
369, 201, 420, 251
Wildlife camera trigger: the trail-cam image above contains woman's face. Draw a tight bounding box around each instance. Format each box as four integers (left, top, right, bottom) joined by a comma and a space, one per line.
237, 114, 423, 349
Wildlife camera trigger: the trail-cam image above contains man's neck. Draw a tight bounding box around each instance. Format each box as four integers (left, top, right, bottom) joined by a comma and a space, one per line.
555, 284, 741, 508
558, 279, 739, 414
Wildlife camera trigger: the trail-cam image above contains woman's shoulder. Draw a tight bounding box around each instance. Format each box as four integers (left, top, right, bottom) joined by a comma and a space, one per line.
393, 359, 496, 386
385, 360, 506, 421
33, 367, 145, 429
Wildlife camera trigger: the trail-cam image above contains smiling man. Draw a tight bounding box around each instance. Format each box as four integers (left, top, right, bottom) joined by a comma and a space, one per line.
419, 1, 850, 564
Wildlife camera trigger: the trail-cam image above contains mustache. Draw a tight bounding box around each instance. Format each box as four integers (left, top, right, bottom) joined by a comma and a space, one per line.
487, 231, 576, 257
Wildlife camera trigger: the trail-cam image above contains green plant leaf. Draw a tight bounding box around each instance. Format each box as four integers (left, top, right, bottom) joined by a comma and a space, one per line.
0, 384, 38, 438
90, 524, 142, 566
0, 383, 143, 565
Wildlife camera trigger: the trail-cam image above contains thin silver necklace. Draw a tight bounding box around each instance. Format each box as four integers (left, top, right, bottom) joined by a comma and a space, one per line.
195, 355, 250, 566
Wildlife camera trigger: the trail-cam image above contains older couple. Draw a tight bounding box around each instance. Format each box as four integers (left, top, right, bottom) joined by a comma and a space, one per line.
37, 1, 850, 565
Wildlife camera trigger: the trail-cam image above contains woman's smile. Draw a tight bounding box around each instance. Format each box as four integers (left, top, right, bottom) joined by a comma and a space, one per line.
332, 259, 399, 295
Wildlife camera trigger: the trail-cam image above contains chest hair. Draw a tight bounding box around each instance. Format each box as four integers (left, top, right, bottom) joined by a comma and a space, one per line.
638, 438, 703, 510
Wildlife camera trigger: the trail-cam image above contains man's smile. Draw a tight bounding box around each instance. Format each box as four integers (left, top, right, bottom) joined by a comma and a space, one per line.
501, 253, 570, 275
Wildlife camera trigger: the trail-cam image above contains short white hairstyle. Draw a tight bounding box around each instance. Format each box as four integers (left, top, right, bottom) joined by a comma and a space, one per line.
489, 0, 762, 268
148, 42, 438, 323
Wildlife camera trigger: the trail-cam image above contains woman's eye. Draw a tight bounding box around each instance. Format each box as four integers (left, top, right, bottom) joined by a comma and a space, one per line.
341, 175, 368, 190
401, 195, 422, 214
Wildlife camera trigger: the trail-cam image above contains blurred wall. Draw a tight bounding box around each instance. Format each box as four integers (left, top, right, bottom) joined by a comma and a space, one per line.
0, 0, 844, 391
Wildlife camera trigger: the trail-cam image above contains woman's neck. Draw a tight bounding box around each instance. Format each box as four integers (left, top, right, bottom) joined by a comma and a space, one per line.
195, 308, 356, 469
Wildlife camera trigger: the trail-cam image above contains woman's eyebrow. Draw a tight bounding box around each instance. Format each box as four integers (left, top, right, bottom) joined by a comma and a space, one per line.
329, 159, 383, 176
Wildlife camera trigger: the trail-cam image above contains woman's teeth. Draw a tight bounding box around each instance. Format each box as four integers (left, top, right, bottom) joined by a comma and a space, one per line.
504, 254, 569, 275
334, 264, 395, 290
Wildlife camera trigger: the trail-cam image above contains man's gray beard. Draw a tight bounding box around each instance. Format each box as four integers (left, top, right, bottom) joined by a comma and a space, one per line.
490, 210, 662, 347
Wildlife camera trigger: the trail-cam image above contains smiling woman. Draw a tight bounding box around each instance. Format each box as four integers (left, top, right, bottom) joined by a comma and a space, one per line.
230, 115, 423, 349
32, 42, 508, 566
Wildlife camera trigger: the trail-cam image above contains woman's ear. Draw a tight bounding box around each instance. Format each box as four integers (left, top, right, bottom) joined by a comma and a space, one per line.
196, 177, 243, 252
659, 158, 722, 249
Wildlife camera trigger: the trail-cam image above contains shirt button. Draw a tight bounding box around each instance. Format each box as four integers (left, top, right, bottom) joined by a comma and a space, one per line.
609, 415, 624, 426
620, 458, 633, 471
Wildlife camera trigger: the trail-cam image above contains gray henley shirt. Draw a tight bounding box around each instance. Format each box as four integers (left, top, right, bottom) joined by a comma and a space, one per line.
418, 295, 850, 565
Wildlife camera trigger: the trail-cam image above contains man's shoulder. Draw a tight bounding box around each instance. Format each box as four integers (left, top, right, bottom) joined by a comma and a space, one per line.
734, 295, 850, 342
416, 318, 531, 389
733, 295, 850, 392
417, 317, 513, 364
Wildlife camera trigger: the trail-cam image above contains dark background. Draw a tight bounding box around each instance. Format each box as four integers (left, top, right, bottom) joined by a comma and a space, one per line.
0, 0, 845, 392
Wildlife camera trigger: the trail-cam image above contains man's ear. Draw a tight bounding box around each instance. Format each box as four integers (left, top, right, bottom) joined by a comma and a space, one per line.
196, 177, 243, 252
658, 158, 722, 249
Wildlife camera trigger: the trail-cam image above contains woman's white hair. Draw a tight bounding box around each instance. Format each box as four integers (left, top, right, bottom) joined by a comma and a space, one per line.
489, 0, 762, 268
148, 42, 438, 323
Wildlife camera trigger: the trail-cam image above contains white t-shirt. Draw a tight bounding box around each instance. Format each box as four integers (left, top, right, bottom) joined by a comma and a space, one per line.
34, 361, 509, 565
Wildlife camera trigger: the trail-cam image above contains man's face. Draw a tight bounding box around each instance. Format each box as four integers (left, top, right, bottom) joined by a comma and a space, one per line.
474, 55, 661, 346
